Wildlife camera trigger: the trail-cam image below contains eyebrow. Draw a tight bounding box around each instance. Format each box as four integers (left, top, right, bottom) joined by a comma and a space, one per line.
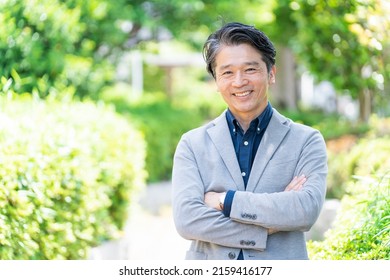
218, 61, 261, 71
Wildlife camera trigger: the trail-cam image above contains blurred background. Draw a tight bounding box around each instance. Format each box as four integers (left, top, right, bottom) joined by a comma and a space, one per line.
0, 0, 389, 260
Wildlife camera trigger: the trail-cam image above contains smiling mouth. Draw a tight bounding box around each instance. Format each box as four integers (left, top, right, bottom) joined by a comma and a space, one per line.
233, 90, 251, 97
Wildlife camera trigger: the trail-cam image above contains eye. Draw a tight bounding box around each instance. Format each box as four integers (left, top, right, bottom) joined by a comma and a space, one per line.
246, 68, 257, 73
222, 70, 233, 76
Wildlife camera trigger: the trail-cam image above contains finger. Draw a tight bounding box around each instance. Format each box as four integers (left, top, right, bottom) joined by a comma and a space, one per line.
288, 175, 301, 189
286, 175, 306, 191
293, 175, 306, 190
291, 175, 306, 188
285, 176, 298, 191
296, 175, 306, 185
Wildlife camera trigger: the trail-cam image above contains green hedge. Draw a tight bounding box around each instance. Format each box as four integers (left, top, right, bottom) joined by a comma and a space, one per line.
308, 125, 390, 259
308, 173, 390, 259
0, 94, 146, 259
326, 117, 390, 199
100, 87, 204, 182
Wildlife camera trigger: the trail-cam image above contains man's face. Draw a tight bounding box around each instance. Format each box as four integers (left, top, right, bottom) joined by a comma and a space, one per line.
214, 43, 275, 121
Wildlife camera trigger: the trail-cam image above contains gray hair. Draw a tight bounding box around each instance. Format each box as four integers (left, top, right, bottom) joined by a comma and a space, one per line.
203, 22, 276, 79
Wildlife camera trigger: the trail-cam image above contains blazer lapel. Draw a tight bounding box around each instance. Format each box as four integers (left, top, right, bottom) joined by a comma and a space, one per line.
207, 112, 245, 191
246, 109, 290, 192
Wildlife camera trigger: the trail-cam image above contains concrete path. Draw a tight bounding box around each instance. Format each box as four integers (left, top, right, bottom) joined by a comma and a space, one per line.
88, 181, 340, 260
88, 181, 190, 260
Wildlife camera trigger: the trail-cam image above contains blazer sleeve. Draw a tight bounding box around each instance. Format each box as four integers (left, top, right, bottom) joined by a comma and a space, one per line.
229, 129, 328, 232
172, 134, 269, 251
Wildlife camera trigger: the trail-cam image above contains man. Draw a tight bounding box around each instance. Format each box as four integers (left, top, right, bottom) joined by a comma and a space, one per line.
172, 22, 328, 260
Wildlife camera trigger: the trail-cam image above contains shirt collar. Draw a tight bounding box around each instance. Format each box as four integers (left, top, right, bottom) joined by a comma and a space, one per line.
226, 102, 273, 135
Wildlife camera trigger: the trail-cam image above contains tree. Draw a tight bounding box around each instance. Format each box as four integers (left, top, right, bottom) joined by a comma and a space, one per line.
123, 0, 275, 49
0, 0, 275, 99
0, 0, 134, 98
272, 0, 390, 122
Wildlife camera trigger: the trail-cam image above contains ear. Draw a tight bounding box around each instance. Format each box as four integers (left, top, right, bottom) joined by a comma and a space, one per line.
269, 65, 276, 84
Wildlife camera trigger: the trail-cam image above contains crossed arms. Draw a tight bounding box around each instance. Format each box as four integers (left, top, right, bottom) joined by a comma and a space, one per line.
172, 126, 327, 251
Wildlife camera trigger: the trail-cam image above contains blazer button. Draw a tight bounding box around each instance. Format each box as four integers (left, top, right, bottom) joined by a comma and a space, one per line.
228, 252, 236, 259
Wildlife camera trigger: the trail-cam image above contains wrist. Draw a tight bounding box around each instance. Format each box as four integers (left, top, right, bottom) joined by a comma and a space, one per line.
219, 192, 226, 211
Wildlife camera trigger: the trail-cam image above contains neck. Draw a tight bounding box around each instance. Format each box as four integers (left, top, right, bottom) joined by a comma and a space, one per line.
233, 103, 268, 133
235, 117, 252, 133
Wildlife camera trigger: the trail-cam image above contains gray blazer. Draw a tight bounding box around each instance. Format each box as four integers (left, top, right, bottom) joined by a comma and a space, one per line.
172, 108, 328, 260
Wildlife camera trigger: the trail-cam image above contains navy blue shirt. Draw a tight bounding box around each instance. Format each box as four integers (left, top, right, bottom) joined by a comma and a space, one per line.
222, 102, 273, 218
222, 102, 273, 260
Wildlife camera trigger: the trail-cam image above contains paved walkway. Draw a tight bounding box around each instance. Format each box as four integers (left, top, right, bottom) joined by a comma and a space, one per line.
88, 181, 340, 260
88, 181, 190, 260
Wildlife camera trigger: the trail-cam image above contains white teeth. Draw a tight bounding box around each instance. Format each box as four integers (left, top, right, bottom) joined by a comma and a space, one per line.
234, 91, 251, 97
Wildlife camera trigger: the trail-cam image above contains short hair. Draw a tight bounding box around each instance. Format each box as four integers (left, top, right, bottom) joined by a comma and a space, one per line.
203, 22, 276, 79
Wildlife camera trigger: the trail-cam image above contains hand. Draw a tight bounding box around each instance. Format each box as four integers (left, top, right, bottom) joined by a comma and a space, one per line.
268, 175, 306, 235
204, 192, 225, 211
284, 175, 306, 192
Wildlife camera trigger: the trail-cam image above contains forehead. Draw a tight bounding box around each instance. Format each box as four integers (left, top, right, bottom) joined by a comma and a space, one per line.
215, 43, 265, 69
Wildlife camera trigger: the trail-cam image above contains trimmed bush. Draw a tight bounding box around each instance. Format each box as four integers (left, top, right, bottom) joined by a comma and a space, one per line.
326, 124, 390, 199
308, 119, 390, 259
100, 87, 204, 182
308, 173, 390, 259
0, 94, 146, 259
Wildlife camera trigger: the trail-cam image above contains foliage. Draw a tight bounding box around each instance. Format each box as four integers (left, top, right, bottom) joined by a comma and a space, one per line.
326, 118, 390, 199
0, 0, 278, 101
0, 90, 146, 259
2, 0, 389, 122
0, 0, 132, 98
140, 42, 227, 121
309, 118, 390, 258
282, 108, 369, 140
366, 114, 390, 138
272, 0, 390, 120
308, 173, 390, 260
100, 86, 204, 182
127, 0, 275, 49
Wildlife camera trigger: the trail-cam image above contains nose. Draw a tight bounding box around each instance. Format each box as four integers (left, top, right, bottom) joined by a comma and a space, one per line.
232, 72, 248, 87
